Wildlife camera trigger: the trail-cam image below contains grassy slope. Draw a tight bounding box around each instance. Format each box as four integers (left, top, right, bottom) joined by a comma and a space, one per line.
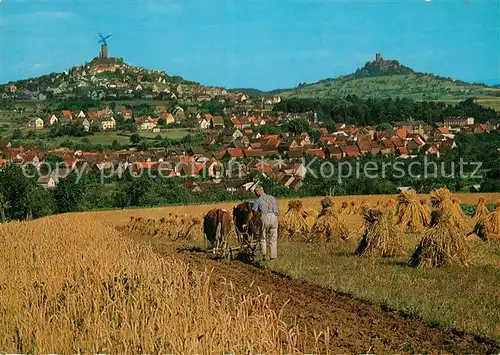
281, 73, 500, 101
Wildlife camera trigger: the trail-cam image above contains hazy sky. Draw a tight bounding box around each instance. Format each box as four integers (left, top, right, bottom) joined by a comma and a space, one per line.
0, 0, 498, 90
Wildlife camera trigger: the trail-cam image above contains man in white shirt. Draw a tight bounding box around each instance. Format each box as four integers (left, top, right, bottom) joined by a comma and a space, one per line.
252, 186, 279, 260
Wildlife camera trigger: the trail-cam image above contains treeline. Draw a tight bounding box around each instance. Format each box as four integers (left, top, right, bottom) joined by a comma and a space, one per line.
273, 97, 499, 126
0, 165, 255, 221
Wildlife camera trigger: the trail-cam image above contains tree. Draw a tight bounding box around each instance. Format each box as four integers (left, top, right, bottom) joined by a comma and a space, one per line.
310, 130, 322, 143
25, 185, 56, 219
157, 118, 166, 128
44, 153, 65, 169
285, 119, 309, 134
53, 172, 87, 213
119, 176, 154, 207
376, 122, 393, 131
11, 128, 23, 140
0, 164, 35, 220
0, 193, 11, 223
130, 133, 141, 145
26, 130, 37, 139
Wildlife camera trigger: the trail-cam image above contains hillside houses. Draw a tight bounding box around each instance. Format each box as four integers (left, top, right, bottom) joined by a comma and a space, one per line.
1, 59, 256, 105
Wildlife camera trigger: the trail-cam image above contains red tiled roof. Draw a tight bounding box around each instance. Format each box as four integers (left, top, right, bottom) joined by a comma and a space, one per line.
391, 136, 405, 148
376, 131, 391, 140
356, 139, 372, 151
341, 145, 360, 157
398, 147, 409, 155
396, 128, 408, 139
226, 148, 244, 158
244, 149, 266, 158
381, 139, 394, 148
319, 135, 336, 144
266, 138, 280, 146
306, 149, 325, 158
231, 118, 242, 126
414, 137, 425, 146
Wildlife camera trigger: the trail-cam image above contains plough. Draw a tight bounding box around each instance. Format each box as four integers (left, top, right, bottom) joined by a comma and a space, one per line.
206, 239, 259, 260
206, 219, 259, 260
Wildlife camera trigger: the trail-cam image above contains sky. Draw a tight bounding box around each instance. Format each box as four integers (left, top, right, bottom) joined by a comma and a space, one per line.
0, 0, 498, 90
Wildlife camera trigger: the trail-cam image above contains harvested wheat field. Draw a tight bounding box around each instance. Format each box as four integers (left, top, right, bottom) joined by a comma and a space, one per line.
1, 192, 499, 353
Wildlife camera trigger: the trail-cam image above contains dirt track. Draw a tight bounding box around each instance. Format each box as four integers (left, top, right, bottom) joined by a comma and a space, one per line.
153, 244, 500, 354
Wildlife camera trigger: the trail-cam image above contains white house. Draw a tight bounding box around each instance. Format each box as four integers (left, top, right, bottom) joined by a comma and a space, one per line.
74, 110, 86, 119
28, 117, 44, 130
46, 114, 58, 125
197, 118, 210, 130
37, 176, 57, 189
137, 116, 158, 131
100, 117, 116, 131
81, 118, 91, 132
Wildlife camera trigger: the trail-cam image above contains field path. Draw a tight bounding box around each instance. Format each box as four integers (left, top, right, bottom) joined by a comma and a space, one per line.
153, 245, 500, 354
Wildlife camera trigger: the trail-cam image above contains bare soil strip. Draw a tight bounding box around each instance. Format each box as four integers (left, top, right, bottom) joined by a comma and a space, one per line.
152, 244, 500, 354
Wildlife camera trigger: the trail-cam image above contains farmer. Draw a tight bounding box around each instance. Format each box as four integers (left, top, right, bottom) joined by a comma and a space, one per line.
252, 186, 279, 260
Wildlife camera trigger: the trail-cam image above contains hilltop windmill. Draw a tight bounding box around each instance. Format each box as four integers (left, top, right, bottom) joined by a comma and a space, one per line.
98, 33, 113, 59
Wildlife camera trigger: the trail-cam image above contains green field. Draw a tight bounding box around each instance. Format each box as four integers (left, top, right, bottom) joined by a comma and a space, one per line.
37, 129, 190, 147
49, 132, 131, 146
135, 129, 190, 140
0, 124, 190, 147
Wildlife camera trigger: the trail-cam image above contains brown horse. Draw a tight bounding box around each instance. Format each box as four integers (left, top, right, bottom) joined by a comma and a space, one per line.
203, 208, 232, 251
232, 202, 261, 244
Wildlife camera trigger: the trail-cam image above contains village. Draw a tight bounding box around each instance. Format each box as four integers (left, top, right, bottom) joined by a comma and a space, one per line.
1, 46, 499, 194
1, 102, 498, 193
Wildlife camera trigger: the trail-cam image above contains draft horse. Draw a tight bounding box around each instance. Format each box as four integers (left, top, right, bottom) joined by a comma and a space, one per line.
203, 208, 232, 253
232, 202, 261, 250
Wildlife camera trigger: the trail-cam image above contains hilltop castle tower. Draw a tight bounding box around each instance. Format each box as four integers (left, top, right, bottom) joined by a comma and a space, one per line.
375, 53, 382, 63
